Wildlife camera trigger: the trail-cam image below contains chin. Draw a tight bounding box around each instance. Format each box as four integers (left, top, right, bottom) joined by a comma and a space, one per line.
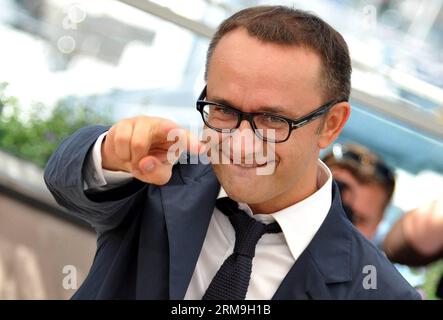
213, 164, 273, 204
226, 188, 261, 204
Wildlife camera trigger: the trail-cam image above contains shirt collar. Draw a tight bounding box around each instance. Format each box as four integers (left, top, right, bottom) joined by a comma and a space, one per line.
217, 159, 333, 260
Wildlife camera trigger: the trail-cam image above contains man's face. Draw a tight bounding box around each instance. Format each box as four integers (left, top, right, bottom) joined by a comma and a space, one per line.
205, 28, 336, 214
331, 167, 388, 240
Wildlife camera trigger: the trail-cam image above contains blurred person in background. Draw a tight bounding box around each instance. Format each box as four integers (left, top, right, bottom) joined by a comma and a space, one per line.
323, 143, 427, 295
323, 143, 395, 240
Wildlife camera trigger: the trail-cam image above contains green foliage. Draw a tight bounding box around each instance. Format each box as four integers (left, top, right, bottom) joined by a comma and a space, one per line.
423, 259, 443, 300
0, 83, 112, 168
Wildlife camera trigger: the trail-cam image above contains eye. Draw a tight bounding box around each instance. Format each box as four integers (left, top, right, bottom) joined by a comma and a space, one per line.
255, 114, 288, 131
268, 116, 283, 122
262, 115, 286, 124
215, 106, 235, 115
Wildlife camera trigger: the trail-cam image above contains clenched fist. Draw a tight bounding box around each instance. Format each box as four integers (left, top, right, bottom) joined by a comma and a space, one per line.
101, 116, 203, 185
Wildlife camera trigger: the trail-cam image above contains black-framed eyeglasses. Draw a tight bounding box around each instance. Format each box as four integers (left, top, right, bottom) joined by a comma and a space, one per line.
196, 85, 345, 143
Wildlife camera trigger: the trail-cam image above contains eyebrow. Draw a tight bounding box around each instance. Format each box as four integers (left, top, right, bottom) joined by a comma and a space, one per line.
210, 96, 296, 117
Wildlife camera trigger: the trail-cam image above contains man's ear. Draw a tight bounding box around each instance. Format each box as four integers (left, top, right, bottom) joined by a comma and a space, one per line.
318, 102, 351, 149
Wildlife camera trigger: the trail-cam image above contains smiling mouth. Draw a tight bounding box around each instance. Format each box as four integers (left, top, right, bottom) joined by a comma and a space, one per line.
214, 147, 275, 168
233, 162, 269, 168
227, 154, 273, 168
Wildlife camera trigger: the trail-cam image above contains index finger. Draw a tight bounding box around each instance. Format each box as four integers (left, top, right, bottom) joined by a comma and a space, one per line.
170, 128, 205, 155
148, 118, 181, 142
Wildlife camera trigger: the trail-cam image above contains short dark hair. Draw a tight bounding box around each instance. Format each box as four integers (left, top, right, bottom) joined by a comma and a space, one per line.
205, 5, 352, 101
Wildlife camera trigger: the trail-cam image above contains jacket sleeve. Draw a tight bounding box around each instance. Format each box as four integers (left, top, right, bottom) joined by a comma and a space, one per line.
44, 125, 148, 233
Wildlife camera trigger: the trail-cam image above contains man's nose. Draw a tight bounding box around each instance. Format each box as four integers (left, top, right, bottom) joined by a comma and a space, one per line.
231, 119, 262, 156
235, 119, 257, 145
237, 118, 254, 132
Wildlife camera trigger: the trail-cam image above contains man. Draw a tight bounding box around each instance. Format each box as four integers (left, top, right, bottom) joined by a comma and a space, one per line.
44, 6, 419, 299
322, 143, 396, 240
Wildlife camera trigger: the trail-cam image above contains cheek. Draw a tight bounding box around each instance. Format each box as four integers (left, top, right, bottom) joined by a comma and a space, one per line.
353, 190, 385, 221
274, 131, 318, 171
273, 146, 292, 170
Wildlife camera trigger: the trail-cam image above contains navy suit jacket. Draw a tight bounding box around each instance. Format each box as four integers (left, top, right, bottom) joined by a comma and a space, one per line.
44, 125, 420, 300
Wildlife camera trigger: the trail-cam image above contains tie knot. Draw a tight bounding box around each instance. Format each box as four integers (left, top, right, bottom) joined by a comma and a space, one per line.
216, 197, 282, 258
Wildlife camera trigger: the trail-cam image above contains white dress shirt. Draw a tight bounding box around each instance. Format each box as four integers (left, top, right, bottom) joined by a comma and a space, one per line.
84, 131, 333, 299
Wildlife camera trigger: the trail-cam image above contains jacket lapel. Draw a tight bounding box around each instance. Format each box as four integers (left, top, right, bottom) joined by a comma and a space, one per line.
161, 164, 220, 299
273, 181, 353, 299
161, 165, 353, 300
271, 249, 333, 299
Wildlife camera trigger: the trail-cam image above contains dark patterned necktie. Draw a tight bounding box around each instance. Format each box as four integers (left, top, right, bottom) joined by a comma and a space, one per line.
202, 197, 282, 300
